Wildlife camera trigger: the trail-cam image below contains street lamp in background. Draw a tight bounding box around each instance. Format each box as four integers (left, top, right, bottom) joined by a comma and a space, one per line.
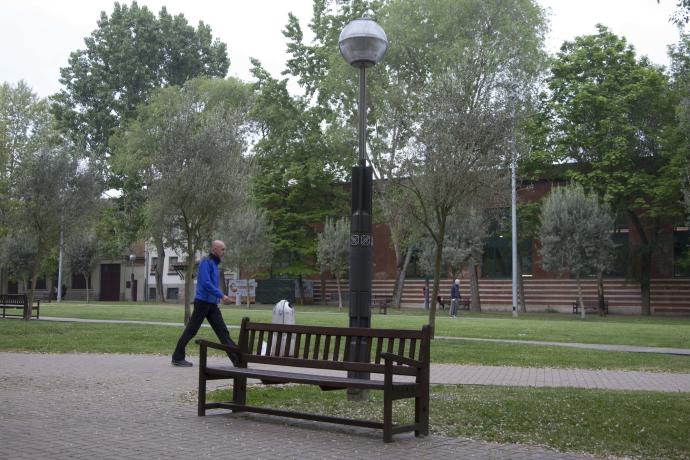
339, 18, 387, 398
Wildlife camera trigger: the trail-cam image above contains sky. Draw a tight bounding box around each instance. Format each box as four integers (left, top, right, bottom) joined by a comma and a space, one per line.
0, 0, 684, 99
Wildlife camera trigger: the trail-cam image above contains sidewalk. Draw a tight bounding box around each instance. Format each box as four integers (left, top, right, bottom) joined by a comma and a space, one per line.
1, 352, 605, 460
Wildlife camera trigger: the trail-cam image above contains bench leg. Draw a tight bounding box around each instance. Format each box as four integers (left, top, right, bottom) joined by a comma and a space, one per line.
198, 368, 206, 416
383, 389, 393, 443
415, 394, 429, 437
232, 376, 246, 409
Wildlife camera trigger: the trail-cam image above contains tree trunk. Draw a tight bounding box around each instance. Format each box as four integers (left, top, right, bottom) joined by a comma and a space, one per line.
517, 249, 526, 313
155, 238, 166, 303
320, 271, 327, 306
628, 211, 654, 316
86, 274, 91, 304
596, 271, 606, 316
297, 275, 305, 305
428, 219, 447, 338
469, 262, 481, 312
0, 268, 7, 294
25, 271, 38, 321
335, 276, 343, 311
46, 278, 54, 303
392, 248, 413, 308
576, 274, 585, 320
246, 278, 251, 308
183, 234, 194, 325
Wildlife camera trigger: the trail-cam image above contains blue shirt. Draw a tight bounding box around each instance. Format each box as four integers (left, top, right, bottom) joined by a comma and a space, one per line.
195, 255, 225, 304
451, 283, 460, 299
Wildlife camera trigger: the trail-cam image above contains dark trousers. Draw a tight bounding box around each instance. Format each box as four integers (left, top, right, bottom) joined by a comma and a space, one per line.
172, 299, 236, 361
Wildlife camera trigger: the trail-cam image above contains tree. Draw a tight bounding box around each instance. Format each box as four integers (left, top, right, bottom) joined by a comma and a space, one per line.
64, 230, 100, 303
539, 185, 615, 319
51, 1, 229, 161
540, 26, 683, 315
114, 77, 251, 323
284, 0, 546, 331
8, 145, 100, 318
220, 205, 274, 308
316, 218, 349, 310
249, 61, 349, 300
0, 81, 54, 293
658, 0, 690, 25
444, 208, 489, 312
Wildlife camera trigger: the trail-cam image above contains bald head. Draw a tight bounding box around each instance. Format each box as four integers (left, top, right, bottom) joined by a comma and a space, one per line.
211, 240, 226, 258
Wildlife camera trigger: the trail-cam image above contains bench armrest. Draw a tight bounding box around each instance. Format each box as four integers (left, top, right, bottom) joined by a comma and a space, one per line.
381, 352, 423, 369
195, 339, 241, 354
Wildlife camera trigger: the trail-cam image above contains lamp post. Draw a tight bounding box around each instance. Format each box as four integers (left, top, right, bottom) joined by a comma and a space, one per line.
339, 17, 388, 330
339, 18, 387, 398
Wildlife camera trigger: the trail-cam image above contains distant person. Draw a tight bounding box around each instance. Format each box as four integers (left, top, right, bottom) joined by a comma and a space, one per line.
171, 240, 238, 367
450, 278, 461, 318
61, 284, 67, 300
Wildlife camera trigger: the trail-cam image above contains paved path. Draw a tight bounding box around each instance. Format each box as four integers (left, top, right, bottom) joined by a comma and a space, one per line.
2, 353, 690, 459
39, 316, 690, 356
1, 352, 605, 460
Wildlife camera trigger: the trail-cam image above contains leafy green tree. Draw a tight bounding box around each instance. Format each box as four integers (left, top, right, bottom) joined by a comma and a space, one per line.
285, 0, 546, 331
539, 185, 615, 319
113, 77, 251, 322
220, 205, 274, 308
64, 230, 100, 303
540, 25, 683, 315
249, 61, 349, 296
316, 218, 349, 310
444, 208, 489, 312
51, 1, 229, 161
8, 145, 101, 318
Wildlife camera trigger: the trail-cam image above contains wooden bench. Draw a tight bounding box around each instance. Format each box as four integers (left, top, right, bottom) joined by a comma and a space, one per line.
196, 317, 431, 443
372, 295, 392, 314
458, 299, 470, 310
572, 299, 608, 315
0, 294, 40, 319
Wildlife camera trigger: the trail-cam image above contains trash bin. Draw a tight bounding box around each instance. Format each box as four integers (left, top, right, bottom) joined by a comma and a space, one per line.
270, 299, 295, 356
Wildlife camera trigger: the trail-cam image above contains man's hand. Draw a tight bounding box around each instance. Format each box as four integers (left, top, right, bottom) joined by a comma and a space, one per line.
222, 295, 231, 305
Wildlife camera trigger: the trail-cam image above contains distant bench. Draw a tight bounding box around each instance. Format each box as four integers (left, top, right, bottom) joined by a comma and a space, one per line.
572, 299, 608, 315
0, 294, 40, 319
196, 317, 431, 443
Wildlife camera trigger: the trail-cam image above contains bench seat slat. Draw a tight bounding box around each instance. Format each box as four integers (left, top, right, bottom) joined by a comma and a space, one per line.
204, 367, 417, 391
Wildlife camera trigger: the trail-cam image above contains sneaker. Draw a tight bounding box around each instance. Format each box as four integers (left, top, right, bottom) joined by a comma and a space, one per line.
172, 359, 193, 367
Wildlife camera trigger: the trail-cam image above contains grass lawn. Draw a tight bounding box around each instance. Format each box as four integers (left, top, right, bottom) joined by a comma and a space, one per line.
206, 384, 690, 459
2, 320, 690, 372
38, 301, 690, 348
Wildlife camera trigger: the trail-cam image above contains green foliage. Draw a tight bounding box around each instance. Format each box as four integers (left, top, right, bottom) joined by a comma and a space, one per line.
444, 208, 489, 275
219, 205, 274, 281
250, 61, 349, 277
539, 184, 615, 277
316, 217, 349, 280
113, 77, 252, 316
51, 1, 229, 160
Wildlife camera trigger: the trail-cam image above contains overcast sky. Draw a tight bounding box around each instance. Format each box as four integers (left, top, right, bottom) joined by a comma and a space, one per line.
0, 0, 683, 99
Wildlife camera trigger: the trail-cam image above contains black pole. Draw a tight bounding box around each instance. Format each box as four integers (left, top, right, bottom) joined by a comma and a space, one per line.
348, 66, 372, 396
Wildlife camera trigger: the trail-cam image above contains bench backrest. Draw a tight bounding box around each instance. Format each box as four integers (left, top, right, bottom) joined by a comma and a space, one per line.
238, 317, 431, 376
0, 294, 27, 306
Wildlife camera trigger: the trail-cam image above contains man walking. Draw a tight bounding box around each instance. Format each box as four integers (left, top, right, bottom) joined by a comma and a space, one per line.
171, 240, 238, 367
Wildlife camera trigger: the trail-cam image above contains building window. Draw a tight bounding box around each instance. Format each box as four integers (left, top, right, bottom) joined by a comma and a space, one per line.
167, 287, 179, 300
149, 287, 157, 300
674, 229, 689, 277
168, 257, 178, 275
150, 257, 158, 273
